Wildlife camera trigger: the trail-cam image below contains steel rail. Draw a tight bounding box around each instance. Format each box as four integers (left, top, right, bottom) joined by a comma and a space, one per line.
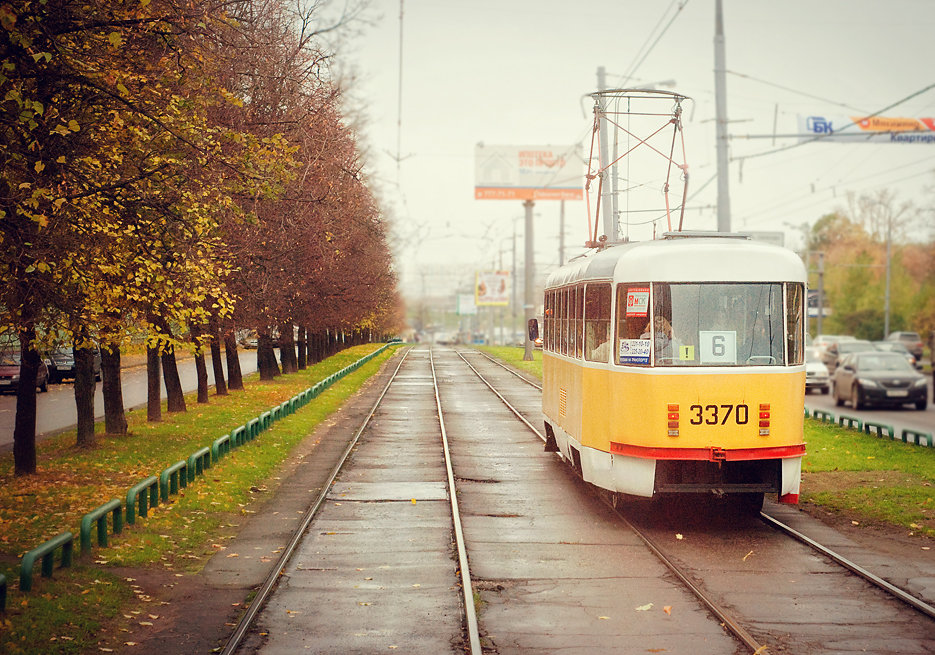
457, 352, 544, 437
429, 348, 483, 655
466, 349, 543, 391
457, 351, 767, 654
760, 511, 935, 620
468, 350, 935, 646
220, 348, 412, 655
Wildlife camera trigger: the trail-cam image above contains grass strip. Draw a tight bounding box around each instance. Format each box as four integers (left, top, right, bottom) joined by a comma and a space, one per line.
0, 343, 399, 654
799, 419, 935, 538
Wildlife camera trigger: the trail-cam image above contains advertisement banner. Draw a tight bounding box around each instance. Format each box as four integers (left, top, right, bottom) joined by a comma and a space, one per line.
457, 294, 477, 316
475, 144, 584, 200
475, 271, 510, 306
798, 115, 935, 144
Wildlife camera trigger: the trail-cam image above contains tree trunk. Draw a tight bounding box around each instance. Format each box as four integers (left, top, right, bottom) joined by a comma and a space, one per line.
74, 343, 96, 447
210, 324, 227, 396
195, 350, 209, 404
309, 331, 323, 364
162, 346, 186, 413
297, 326, 308, 369
279, 323, 298, 374
101, 344, 127, 435
147, 345, 162, 422
13, 327, 38, 476
224, 331, 244, 390
257, 332, 280, 380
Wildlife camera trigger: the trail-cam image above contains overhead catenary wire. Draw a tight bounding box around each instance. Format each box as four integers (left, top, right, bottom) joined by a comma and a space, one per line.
617, 0, 691, 88
725, 69, 871, 115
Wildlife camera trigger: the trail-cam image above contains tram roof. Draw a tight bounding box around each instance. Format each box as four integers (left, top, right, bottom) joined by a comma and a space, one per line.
545, 232, 806, 288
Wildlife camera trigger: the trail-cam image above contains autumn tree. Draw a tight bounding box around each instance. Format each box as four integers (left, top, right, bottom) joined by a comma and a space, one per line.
0, 0, 291, 471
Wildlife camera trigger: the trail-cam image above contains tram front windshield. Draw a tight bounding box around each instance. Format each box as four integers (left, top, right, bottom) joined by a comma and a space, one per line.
617, 283, 789, 367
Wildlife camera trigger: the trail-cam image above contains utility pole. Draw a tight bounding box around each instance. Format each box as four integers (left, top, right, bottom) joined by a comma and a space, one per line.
884, 216, 892, 337
596, 66, 617, 243
523, 199, 536, 361
558, 199, 565, 265
817, 252, 825, 336
512, 220, 517, 337
714, 0, 732, 232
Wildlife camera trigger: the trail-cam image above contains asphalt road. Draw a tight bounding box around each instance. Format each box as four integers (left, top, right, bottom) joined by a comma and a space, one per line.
0, 350, 260, 450
805, 372, 934, 438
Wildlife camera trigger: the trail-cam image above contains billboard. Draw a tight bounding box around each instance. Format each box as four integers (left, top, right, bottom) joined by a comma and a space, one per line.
457, 294, 477, 316
475, 271, 510, 306
798, 115, 935, 144
474, 144, 583, 200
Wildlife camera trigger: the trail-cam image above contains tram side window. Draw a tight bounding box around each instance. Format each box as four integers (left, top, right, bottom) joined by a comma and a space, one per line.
574, 285, 584, 358
543, 291, 552, 351
559, 288, 568, 355
550, 290, 557, 352
552, 289, 562, 353
568, 288, 575, 356
584, 283, 612, 362
614, 284, 651, 365
786, 283, 804, 365
549, 289, 557, 352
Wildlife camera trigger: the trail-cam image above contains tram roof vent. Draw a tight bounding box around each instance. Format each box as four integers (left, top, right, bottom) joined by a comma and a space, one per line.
662, 231, 750, 240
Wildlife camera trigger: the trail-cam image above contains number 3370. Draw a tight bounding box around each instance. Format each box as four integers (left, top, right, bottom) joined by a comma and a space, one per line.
688, 404, 749, 425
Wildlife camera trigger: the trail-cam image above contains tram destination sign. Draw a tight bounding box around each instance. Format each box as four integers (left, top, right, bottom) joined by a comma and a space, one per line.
474, 144, 584, 200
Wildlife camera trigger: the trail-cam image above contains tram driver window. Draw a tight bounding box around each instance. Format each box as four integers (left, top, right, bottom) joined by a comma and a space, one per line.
654, 282, 786, 367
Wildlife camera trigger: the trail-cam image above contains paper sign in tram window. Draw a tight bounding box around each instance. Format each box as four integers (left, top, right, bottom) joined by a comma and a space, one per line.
625, 288, 649, 317
619, 338, 651, 365
699, 330, 736, 365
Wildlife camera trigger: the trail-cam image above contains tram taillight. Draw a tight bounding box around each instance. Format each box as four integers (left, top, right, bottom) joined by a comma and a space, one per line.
759, 403, 770, 436
667, 403, 679, 436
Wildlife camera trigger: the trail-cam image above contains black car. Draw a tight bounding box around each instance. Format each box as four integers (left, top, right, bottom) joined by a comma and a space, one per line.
45, 347, 102, 384
833, 351, 928, 410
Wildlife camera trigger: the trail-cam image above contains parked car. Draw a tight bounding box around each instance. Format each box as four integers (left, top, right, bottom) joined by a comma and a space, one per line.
804, 346, 830, 394
832, 351, 928, 410
886, 331, 924, 361
814, 334, 855, 368
824, 339, 875, 372
45, 346, 102, 384
0, 352, 49, 393
872, 341, 922, 370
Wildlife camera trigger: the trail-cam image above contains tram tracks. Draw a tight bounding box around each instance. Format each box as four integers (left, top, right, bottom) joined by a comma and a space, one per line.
221, 346, 483, 655
460, 348, 935, 652
458, 350, 765, 653
219, 345, 931, 654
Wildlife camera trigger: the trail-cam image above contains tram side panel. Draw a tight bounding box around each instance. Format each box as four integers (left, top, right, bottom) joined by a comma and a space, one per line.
542, 353, 585, 463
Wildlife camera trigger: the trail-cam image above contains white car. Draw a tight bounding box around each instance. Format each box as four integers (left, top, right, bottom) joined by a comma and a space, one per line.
804, 346, 830, 394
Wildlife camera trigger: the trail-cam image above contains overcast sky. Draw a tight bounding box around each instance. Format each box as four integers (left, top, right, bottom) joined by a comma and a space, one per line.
342, 0, 935, 299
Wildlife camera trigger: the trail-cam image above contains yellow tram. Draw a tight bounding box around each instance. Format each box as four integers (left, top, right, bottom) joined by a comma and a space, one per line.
538, 231, 807, 510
